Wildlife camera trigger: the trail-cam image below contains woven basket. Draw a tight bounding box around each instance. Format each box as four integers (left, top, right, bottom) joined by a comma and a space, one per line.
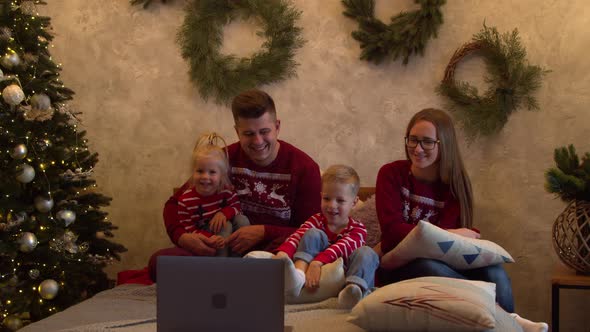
553, 200, 590, 274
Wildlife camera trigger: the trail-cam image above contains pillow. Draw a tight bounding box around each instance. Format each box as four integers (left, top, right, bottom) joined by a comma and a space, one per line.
347, 276, 497, 332
244, 251, 346, 304
381, 220, 514, 270
350, 195, 381, 248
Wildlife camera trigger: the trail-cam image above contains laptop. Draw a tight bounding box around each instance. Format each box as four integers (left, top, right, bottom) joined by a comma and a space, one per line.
157, 256, 285, 332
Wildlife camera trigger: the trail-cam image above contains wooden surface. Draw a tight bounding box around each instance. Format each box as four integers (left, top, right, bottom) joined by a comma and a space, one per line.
551, 263, 590, 287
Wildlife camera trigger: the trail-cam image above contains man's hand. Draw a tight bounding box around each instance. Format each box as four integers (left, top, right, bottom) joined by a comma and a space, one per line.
305, 261, 323, 289
209, 212, 227, 234
203, 235, 225, 249
447, 228, 481, 239
178, 233, 216, 256
226, 225, 265, 255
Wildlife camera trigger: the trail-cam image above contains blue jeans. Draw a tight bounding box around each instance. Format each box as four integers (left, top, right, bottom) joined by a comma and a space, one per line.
293, 228, 379, 293
377, 258, 514, 312
215, 214, 250, 256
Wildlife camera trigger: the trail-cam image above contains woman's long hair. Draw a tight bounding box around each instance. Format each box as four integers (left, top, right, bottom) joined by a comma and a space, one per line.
404, 108, 473, 228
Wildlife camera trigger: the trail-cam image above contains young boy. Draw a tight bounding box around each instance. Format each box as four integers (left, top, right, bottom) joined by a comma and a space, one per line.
273, 165, 379, 309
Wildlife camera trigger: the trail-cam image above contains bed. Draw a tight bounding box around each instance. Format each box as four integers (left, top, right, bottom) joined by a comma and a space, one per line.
20, 188, 522, 332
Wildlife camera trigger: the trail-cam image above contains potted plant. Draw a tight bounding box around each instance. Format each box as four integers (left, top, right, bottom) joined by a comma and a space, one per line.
545, 144, 590, 274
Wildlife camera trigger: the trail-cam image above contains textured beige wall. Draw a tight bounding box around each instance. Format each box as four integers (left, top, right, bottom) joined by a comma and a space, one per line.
42, 0, 589, 329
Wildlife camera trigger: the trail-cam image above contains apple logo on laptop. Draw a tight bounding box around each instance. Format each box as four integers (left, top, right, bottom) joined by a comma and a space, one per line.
211, 293, 227, 309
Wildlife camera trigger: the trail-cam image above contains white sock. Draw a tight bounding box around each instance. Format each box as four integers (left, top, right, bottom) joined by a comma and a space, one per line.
338, 283, 363, 310
282, 258, 305, 297
510, 313, 548, 332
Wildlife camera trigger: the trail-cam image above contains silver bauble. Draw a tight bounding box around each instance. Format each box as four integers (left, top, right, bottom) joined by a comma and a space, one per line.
1, 52, 20, 69
38, 279, 59, 300
2, 316, 23, 331
28, 268, 40, 279
2, 84, 25, 105
30, 93, 51, 111
10, 143, 27, 159
34, 195, 54, 213
19, 232, 38, 252
57, 209, 76, 226
15, 163, 35, 183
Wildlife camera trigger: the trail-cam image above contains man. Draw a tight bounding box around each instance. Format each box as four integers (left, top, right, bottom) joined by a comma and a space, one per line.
148, 89, 321, 280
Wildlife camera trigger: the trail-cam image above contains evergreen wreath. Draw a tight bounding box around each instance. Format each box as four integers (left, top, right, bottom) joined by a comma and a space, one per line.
177, 0, 305, 104
438, 25, 548, 140
342, 0, 445, 65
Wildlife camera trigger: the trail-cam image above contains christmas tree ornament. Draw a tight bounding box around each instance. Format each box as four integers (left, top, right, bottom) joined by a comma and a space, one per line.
0, 27, 13, 41
38, 279, 59, 300
19, 231, 38, 252
65, 242, 78, 254
34, 195, 54, 213
10, 143, 27, 159
1, 52, 20, 69
30, 93, 51, 110
2, 316, 23, 331
2, 84, 25, 105
78, 242, 89, 252
15, 163, 35, 183
57, 209, 76, 226
95, 231, 106, 239
28, 269, 40, 279
0, 67, 3, 78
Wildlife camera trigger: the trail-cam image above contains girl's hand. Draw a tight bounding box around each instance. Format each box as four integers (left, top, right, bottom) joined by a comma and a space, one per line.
305, 261, 323, 290
447, 228, 481, 239
209, 212, 227, 234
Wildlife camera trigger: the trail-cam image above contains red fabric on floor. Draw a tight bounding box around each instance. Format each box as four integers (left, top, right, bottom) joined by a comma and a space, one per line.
117, 267, 153, 285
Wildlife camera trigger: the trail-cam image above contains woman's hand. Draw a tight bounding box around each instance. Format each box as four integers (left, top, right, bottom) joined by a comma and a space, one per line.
305, 261, 323, 290
209, 212, 227, 234
447, 228, 481, 239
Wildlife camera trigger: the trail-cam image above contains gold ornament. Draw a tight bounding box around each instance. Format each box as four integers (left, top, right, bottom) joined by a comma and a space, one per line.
10, 143, 27, 159
19, 232, 38, 252
38, 279, 59, 300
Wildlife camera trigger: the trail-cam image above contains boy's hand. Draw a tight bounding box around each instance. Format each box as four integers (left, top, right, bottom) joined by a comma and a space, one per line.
209, 212, 227, 234
305, 261, 323, 289
273, 251, 290, 260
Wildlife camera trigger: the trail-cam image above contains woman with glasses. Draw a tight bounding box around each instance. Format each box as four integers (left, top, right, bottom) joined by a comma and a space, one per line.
373, 108, 515, 313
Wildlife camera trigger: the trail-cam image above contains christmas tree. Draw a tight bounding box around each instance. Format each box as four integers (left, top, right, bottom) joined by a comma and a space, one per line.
0, 1, 126, 330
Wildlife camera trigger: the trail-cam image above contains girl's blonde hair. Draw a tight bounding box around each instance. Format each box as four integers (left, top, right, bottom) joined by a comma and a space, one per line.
404, 108, 473, 228
191, 132, 231, 191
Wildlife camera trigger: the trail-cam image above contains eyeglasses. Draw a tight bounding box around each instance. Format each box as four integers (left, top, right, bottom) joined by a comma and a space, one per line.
404, 137, 440, 150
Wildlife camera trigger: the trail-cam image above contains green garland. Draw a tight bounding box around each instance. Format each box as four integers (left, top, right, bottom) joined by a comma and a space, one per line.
342, 0, 445, 65
177, 0, 305, 104
438, 25, 549, 140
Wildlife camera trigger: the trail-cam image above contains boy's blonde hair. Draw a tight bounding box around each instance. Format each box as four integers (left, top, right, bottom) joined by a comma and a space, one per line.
321, 164, 360, 196
191, 133, 231, 190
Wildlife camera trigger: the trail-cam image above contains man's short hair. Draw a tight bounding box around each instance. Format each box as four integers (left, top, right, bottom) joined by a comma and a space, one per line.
231, 89, 276, 122
321, 165, 360, 196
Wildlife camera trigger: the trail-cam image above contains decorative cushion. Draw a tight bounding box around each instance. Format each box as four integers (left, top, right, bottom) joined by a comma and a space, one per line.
347, 276, 497, 332
244, 251, 345, 304
381, 220, 514, 270
350, 195, 381, 248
